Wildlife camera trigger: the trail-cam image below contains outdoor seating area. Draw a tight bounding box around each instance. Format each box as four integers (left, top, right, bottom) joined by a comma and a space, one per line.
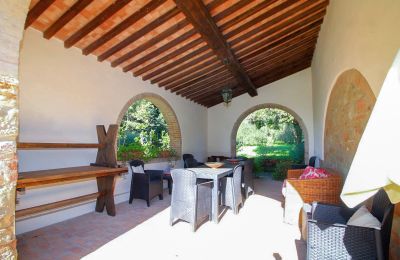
1, 0, 400, 259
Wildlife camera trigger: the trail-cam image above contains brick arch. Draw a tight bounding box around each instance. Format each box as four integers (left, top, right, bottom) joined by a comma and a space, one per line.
324, 69, 376, 177
230, 103, 309, 161
116, 92, 182, 157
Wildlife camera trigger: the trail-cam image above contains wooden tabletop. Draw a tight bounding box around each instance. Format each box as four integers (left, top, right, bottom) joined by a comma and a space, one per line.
18, 166, 128, 188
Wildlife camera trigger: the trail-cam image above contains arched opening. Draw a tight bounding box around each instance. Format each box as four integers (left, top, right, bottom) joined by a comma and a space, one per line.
231, 104, 309, 179
116, 93, 182, 162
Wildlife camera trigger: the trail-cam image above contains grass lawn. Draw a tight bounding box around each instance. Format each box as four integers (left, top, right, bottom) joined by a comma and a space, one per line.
237, 144, 295, 160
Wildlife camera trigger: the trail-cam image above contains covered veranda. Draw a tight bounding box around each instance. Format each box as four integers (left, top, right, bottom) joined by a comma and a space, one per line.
0, 0, 399, 259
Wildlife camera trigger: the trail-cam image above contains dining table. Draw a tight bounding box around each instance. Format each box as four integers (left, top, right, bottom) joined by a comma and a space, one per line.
187, 161, 243, 223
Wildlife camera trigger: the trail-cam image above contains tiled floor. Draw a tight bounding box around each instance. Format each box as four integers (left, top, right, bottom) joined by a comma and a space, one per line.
17, 177, 306, 260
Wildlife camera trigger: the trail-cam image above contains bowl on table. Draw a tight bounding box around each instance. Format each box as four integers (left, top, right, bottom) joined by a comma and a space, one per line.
204, 162, 224, 169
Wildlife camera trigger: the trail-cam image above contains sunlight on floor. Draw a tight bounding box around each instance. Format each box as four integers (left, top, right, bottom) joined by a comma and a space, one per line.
83, 182, 303, 260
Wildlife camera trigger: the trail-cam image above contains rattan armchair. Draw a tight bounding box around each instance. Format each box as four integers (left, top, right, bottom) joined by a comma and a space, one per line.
284, 168, 342, 225
128, 160, 163, 207
170, 169, 213, 232
307, 189, 394, 260
221, 165, 243, 214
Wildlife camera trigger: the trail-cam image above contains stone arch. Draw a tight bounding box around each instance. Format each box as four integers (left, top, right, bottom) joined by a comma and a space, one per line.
230, 103, 309, 161
324, 69, 376, 177
116, 92, 182, 157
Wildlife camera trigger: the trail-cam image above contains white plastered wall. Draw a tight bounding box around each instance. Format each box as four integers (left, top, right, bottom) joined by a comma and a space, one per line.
17, 29, 207, 234
207, 68, 314, 158
312, 0, 400, 159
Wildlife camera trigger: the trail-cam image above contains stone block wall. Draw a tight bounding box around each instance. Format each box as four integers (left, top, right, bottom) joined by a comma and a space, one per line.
0, 0, 30, 258
324, 69, 376, 177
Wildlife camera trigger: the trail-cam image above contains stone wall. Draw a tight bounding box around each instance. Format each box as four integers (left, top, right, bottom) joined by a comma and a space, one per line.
0, 1, 30, 258
324, 69, 376, 177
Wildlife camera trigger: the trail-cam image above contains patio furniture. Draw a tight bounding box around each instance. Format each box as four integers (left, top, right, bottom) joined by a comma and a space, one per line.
163, 172, 173, 195
128, 160, 163, 207
291, 156, 319, 169
284, 168, 342, 225
307, 189, 394, 260
183, 153, 204, 168
170, 169, 213, 231
221, 165, 243, 214
187, 166, 233, 223
242, 159, 254, 199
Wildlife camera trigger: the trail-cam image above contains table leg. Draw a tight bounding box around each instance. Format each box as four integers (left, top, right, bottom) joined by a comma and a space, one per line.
95, 175, 116, 216
212, 178, 219, 223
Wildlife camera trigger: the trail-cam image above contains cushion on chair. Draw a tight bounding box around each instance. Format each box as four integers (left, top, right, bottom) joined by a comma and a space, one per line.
299, 166, 329, 179
132, 165, 145, 174
347, 205, 381, 230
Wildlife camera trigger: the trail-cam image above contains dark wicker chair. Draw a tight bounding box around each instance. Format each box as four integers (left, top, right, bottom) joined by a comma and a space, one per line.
307, 189, 394, 260
241, 159, 254, 199
169, 169, 213, 232
128, 160, 163, 207
221, 165, 243, 214
291, 156, 319, 169
183, 153, 204, 168
184, 157, 201, 168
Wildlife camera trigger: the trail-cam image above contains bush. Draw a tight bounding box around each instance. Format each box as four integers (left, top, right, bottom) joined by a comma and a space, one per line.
272, 160, 292, 180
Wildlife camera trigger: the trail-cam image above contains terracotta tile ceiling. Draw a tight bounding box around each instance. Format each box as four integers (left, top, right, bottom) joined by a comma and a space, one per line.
25, 0, 329, 107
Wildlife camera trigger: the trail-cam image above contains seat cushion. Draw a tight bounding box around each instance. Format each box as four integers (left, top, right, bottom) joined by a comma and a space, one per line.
347, 205, 381, 230
299, 166, 329, 179
132, 165, 145, 174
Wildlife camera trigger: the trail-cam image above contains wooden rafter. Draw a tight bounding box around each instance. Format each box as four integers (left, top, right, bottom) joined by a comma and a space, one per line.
44, 0, 94, 39
64, 0, 132, 48
174, 0, 258, 97
82, 0, 166, 55
25, 0, 56, 29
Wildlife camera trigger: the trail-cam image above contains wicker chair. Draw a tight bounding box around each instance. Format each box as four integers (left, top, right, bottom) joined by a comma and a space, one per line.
221, 165, 243, 214
128, 160, 163, 207
242, 159, 254, 199
170, 169, 213, 231
307, 189, 394, 260
284, 168, 342, 225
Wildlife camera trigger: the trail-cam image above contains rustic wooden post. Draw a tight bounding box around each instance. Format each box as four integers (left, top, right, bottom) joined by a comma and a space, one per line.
94, 125, 118, 168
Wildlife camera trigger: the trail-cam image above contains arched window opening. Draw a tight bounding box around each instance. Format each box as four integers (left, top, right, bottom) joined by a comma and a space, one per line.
117, 98, 179, 162
235, 107, 305, 180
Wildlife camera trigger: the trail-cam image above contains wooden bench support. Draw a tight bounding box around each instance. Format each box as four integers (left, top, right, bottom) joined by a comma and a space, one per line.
95, 175, 116, 216
16, 192, 99, 220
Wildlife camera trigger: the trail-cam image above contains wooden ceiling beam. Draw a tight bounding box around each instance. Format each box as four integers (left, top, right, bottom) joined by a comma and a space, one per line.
169, 66, 228, 92
141, 46, 210, 81
133, 0, 260, 79
98, 7, 180, 62
44, 0, 94, 39
174, 0, 257, 97
109, 0, 227, 67
179, 74, 235, 97
143, 0, 323, 84
82, 0, 166, 55
177, 71, 234, 96
229, 2, 327, 50
111, 19, 189, 67
150, 53, 217, 83
189, 49, 314, 100
124, 34, 202, 73
158, 58, 222, 88
162, 62, 226, 90
174, 26, 320, 95
64, 0, 132, 48
25, 0, 56, 29
201, 59, 312, 106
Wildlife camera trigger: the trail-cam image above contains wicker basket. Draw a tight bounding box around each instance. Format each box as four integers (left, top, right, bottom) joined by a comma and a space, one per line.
286, 168, 342, 205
